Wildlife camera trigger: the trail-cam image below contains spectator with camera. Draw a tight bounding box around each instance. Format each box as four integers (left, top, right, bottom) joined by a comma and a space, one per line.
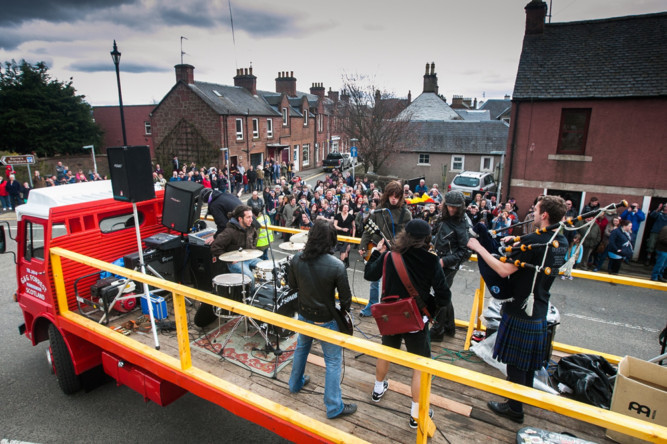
621, 202, 645, 247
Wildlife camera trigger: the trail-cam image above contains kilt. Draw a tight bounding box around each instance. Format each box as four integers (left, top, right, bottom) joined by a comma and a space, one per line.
493, 312, 548, 372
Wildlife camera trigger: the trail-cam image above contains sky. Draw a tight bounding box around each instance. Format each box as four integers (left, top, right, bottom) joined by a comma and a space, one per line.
1, 0, 664, 107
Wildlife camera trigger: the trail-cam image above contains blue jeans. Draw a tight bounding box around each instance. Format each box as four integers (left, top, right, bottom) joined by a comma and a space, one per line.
651, 250, 667, 280
0, 195, 9, 209
360, 279, 380, 316
289, 315, 344, 418
228, 258, 261, 288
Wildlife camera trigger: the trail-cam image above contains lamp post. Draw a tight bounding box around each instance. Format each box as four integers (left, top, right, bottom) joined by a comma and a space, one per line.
83, 145, 97, 176
490, 150, 505, 202
110, 40, 128, 146
220, 147, 231, 194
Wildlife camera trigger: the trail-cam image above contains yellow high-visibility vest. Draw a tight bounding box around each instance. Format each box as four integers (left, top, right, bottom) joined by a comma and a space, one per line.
256, 214, 274, 247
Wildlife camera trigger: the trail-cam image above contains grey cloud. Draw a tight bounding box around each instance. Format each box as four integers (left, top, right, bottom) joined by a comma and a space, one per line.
68, 60, 170, 74
0, 0, 134, 26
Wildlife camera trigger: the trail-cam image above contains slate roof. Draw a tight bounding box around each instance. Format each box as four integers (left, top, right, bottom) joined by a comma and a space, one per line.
406, 120, 509, 154
478, 99, 512, 119
190, 82, 278, 116
397, 92, 461, 121
514, 12, 667, 99
454, 109, 491, 121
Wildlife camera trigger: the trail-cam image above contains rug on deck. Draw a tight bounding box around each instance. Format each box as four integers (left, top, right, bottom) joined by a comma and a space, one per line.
191, 317, 297, 378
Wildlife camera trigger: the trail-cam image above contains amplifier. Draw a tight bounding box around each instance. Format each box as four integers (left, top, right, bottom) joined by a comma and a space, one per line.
123, 249, 177, 282
187, 229, 216, 246
144, 232, 182, 251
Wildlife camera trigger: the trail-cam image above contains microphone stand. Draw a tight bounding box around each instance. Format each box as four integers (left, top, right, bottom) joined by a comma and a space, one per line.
254, 205, 283, 379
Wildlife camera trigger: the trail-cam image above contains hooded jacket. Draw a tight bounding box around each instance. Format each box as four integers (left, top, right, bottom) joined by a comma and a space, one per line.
210, 218, 257, 258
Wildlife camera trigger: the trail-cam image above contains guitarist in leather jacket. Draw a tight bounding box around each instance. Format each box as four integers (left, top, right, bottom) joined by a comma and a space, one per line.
431, 190, 471, 340
358, 181, 412, 317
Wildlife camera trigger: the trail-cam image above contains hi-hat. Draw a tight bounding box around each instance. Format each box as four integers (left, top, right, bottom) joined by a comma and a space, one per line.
279, 242, 305, 251
218, 248, 263, 262
290, 232, 309, 243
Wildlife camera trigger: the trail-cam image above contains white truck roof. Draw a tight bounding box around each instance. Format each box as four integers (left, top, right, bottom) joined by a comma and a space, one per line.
17, 181, 114, 221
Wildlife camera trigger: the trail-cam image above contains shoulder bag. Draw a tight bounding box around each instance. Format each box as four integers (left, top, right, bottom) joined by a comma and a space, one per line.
371, 252, 430, 336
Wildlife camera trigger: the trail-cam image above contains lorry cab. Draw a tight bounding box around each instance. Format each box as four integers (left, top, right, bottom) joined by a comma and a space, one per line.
11, 181, 167, 387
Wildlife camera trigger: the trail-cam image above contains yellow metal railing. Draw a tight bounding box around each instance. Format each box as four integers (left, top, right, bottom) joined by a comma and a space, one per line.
49, 238, 667, 443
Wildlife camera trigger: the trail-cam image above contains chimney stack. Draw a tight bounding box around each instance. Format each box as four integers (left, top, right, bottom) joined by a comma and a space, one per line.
504, 94, 511, 100
234, 66, 257, 95
423, 61, 438, 94
327, 87, 339, 103
408, 90, 412, 104
451, 95, 464, 108
276, 71, 297, 97
524, 0, 548, 35
310, 82, 325, 98
340, 90, 350, 103
175, 64, 195, 84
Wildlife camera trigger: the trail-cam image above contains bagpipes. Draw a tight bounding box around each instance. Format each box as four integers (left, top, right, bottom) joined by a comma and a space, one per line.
473, 200, 628, 314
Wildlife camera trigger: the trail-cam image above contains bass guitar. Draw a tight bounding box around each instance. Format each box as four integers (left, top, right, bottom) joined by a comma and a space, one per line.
362, 219, 392, 262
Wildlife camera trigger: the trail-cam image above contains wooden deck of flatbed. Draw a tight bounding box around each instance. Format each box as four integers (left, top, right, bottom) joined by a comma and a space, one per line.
101, 296, 615, 444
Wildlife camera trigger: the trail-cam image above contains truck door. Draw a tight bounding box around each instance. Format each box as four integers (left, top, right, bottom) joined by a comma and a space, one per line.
18, 218, 51, 307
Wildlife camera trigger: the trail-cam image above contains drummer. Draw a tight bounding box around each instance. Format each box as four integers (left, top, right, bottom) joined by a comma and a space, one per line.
209, 205, 260, 286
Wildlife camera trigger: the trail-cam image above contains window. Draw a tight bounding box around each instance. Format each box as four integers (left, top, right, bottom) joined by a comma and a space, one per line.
235, 118, 243, 140
318, 114, 323, 132
99, 212, 145, 234
24, 221, 45, 261
302, 144, 310, 166
266, 119, 273, 138
293, 145, 299, 166
144, 121, 152, 135
315, 143, 319, 163
418, 153, 430, 165
452, 155, 464, 171
303, 109, 308, 126
282, 108, 288, 126
481, 156, 493, 171
252, 118, 259, 138
557, 108, 591, 154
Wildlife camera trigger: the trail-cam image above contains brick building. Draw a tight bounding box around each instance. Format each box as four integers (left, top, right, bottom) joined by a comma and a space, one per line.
150, 65, 342, 173
503, 1, 667, 257
92, 105, 154, 152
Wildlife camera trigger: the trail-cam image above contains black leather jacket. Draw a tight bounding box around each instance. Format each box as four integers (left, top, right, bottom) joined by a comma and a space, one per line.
433, 217, 470, 269
288, 252, 352, 322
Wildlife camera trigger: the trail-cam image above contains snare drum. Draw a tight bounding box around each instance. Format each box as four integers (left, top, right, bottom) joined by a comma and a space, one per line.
255, 260, 280, 283
212, 273, 251, 302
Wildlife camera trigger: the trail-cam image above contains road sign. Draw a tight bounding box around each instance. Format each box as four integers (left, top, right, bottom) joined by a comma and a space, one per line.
1, 155, 36, 165
350, 146, 357, 158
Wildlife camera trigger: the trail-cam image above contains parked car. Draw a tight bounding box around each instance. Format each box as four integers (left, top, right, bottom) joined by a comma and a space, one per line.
341, 153, 357, 168
322, 152, 347, 171
447, 171, 497, 202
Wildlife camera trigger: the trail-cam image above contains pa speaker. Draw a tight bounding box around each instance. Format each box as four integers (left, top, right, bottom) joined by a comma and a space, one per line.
107, 146, 155, 203
162, 181, 204, 233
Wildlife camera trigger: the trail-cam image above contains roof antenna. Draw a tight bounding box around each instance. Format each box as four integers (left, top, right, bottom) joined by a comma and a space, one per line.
180, 36, 188, 64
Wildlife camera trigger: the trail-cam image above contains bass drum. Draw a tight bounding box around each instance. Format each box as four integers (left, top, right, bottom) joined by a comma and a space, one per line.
250, 283, 298, 337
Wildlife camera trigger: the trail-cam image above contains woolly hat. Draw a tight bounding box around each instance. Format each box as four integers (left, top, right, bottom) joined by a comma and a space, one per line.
405, 219, 431, 238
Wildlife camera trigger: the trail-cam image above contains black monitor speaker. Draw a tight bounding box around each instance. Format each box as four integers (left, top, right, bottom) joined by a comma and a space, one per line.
162, 181, 204, 234
107, 146, 155, 203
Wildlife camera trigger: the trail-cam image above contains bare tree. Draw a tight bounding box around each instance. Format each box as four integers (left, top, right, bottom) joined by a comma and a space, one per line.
338, 75, 414, 174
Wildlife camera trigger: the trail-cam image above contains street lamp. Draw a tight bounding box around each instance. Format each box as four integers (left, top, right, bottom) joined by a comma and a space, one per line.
83, 145, 97, 177
490, 150, 505, 202
110, 40, 128, 146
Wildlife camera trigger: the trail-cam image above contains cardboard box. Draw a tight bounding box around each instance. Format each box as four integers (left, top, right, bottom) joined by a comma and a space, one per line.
606, 356, 667, 443
140, 294, 168, 320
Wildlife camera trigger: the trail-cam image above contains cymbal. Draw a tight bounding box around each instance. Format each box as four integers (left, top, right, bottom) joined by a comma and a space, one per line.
279, 242, 305, 251
218, 248, 263, 262
290, 232, 309, 243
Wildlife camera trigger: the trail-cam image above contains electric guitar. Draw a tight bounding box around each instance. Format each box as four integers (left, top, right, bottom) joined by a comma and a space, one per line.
362, 219, 392, 262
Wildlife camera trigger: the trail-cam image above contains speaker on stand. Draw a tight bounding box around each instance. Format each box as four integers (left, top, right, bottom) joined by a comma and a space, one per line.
106, 145, 160, 349
162, 181, 204, 234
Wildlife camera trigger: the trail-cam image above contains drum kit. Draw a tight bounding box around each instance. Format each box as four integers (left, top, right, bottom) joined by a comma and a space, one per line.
193, 239, 308, 377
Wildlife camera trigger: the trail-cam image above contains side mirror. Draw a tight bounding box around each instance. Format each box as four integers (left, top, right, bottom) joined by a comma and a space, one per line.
0, 226, 5, 254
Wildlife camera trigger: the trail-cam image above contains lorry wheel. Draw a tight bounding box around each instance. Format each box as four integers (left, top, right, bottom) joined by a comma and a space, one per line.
48, 324, 82, 394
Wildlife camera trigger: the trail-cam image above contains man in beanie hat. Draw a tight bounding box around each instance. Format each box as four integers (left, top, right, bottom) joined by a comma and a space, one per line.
431, 190, 471, 340
201, 188, 242, 237
364, 218, 450, 429
359, 180, 412, 316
